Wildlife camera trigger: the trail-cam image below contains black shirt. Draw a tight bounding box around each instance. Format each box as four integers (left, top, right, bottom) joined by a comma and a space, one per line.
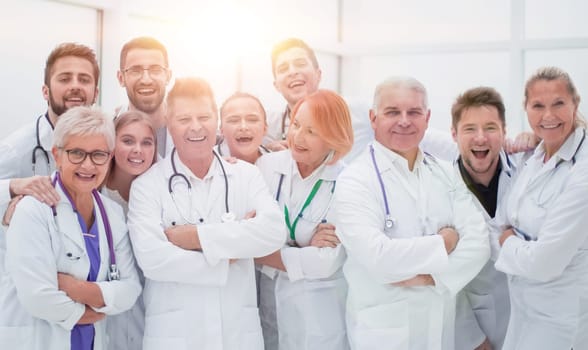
457, 157, 501, 218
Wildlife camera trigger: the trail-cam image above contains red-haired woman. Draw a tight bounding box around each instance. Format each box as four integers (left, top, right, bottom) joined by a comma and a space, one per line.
256, 89, 353, 350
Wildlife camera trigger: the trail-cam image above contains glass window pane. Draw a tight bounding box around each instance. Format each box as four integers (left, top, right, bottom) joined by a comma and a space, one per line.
525, 0, 588, 39
343, 0, 511, 45
341, 52, 513, 133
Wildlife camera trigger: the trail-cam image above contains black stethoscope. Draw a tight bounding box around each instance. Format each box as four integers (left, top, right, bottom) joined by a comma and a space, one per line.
215, 141, 270, 157
51, 173, 119, 281
168, 147, 234, 223
32, 113, 53, 175
280, 106, 290, 140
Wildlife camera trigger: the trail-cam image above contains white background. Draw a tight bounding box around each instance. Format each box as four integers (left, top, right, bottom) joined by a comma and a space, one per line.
0, 0, 587, 138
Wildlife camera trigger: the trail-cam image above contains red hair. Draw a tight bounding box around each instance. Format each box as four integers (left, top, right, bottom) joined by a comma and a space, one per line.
289, 90, 353, 163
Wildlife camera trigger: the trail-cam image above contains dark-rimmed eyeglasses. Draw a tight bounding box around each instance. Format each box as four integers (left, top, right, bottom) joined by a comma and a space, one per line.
61, 148, 111, 165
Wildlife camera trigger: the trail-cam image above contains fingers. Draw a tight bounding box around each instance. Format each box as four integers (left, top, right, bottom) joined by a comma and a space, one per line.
309, 223, 341, 248
2, 195, 24, 226
243, 210, 256, 220
10, 176, 60, 206
222, 156, 238, 164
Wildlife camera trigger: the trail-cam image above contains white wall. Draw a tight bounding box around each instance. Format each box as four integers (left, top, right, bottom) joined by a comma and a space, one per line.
0, 0, 98, 138
1, 0, 588, 139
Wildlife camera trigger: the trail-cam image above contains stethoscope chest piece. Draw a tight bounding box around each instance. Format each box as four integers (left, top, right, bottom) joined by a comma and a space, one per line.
109, 264, 120, 281
287, 240, 299, 247
221, 212, 236, 223
385, 215, 395, 229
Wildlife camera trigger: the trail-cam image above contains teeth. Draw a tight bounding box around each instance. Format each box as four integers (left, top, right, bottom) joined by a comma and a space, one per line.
77, 173, 94, 178
288, 81, 304, 88
542, 124, 560, 129
129, 159, 144, 164
188, 136, 205, 142
138, 89, 155, 95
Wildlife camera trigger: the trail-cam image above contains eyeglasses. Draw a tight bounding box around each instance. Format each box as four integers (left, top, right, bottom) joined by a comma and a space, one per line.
61, 148, 111, 165
123, 65, 168, 79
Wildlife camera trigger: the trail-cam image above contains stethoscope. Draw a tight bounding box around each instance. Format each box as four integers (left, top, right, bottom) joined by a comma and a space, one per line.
369, 145, 396, 229
168, 147, 234, 224
510, 129, 586, 236
280, 106, 290, 140
32, 113, 53, 175
535, 128, 586, 206
275, 172, 336, 247
51, 173, 119, 281
215, 141, 270, 157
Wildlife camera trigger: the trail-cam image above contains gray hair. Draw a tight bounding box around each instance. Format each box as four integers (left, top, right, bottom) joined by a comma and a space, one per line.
372, 76, 429, 110
53, 106, 115, 151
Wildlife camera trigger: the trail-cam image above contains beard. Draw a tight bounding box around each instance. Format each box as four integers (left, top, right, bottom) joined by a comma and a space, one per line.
49, 89, 89, 117
126, 84, 165, 114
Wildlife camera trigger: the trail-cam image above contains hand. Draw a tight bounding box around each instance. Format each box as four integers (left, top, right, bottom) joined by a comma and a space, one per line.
264, 140, 288, 152
499, 227, 515, 246
164, 224, 201, 250
309, 222, 340, 248
474, 337, 492, 350
243, 210, 256, 220
222, 156, 238, 164
392, 274, 435, 287
255, 250, 286, 272
504, 132, 540, 154
58, 272, 105, 308
9, 176, 60, 206
77, 305, 105, 325
2, 195, 23, 226
438, 226, 459, 254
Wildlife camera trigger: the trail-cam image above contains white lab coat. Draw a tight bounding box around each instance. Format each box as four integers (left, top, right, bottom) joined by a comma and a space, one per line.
331, 141, 490, 350
127, 152, 284, 350
101, 187, 145, 350
256, 150, 349, 350
453, 151, 515, 350
0, 113, 55, 278
495, 127, 588, 350
0, 181, 141, 350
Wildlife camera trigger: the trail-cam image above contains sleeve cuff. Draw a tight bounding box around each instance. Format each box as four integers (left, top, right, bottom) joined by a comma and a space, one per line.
57, 303, 85, 331
281, 247, 304, 282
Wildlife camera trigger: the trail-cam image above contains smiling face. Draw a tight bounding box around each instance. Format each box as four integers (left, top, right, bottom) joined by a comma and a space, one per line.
43, 56, 98, 123
288, 102, 331, 177
273, 47, 321, 108
452, 105, 505, 185
53, 134, 111, 196
220, 96, 267, 163
167, 96, 218, 163
113, 121, 156, 177
117, 48, 171, 114
370, 85, 430, 163
525, 79, 578, 156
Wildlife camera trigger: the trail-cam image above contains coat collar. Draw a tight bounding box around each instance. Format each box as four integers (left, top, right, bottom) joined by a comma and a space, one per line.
270, 149, 344, 182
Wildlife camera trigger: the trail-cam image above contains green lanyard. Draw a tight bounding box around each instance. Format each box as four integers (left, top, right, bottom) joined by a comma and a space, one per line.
284, 179, 324, 243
